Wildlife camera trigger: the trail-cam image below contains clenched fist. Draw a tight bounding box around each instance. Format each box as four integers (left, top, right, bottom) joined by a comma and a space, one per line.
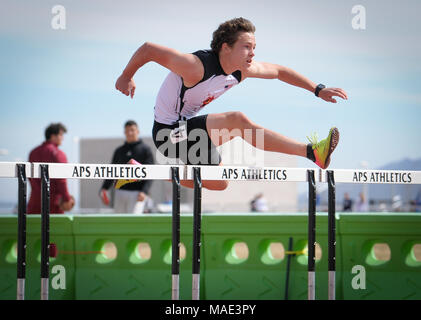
115, 73, 136, 98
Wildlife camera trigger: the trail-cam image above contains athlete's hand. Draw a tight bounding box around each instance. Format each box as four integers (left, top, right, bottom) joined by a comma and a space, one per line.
115, 73, 136, 98
318, 87, 348, 103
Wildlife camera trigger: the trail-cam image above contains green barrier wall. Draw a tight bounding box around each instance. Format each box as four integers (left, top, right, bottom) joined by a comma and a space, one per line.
202, 214, 331, 300
0, 215, 75, 300
0, 213, 420, 300
338, 213, 421, 300
72, 215, 196, 300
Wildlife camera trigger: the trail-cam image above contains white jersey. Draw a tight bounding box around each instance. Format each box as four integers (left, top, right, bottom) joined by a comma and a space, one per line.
154, 49, 242, 125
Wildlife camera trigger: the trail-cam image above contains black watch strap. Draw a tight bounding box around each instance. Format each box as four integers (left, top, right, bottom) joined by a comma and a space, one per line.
314, 84, 326, 97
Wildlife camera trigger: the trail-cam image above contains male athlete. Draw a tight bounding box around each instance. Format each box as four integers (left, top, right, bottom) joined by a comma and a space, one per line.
115, 17, 348, 191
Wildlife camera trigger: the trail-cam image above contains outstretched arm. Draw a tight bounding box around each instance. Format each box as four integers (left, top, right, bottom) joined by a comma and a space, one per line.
243, 61, 348, 103
116, 42, 204, 98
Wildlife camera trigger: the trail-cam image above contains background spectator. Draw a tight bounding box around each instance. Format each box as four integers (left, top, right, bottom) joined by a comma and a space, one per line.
392, 195, 402, 212
250, 193, 269, 212
415, 189, 421, 212
343, 192, 353, 212
27, 123, 74, 214
355, 192, 369, 212
100, 120, 154, 213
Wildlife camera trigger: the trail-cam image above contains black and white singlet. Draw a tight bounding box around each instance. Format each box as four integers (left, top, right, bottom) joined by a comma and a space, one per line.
153, 49, 242, 125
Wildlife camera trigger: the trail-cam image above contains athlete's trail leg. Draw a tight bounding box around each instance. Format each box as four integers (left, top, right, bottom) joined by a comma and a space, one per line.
179, 162, 229, 191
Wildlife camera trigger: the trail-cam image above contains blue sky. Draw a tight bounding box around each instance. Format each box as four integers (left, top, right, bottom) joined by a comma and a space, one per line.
1, 0, 421, 203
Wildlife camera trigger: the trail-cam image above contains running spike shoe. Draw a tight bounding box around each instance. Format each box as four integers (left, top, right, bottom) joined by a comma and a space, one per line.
307, 127, 340, 169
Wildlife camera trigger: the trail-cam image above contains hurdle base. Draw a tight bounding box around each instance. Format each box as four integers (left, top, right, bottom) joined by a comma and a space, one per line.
328, 271, 336, 300
41, 278, 49, 300
17, 278, 25, 300
308, 271, 315, 300
172, 274, 179, 300
192, 273, 200, 300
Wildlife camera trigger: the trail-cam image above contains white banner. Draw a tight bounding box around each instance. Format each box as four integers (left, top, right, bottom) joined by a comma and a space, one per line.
2, 162, 421, 184
323, 169, 421, 184
185, 166, 311, 182
31, 163, 184, 180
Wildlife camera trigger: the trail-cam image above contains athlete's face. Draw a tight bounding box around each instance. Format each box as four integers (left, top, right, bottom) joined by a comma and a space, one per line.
125, 125, 139, 143
227, 32, 256, 70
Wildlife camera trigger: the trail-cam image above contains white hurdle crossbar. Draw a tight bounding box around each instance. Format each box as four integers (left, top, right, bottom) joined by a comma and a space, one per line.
28, 163, 421, 185
31, 163, 184, 180
321, 169, 421, 184
0, 161, 31, 179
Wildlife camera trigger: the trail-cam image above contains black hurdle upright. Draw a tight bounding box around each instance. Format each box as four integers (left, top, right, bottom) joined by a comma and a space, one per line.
171, 167, 181, 300
327, 170, 336, 300
192, 167, 202, 300
307, 170, 316, 300
16, 164, 27, 300
40, 164, 50, 300
284, 237, 294, 300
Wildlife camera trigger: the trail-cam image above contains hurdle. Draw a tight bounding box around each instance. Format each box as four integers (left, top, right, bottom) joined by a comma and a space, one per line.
171, 167, 180, 300
16, 164, 28, 300
327, 170, 336, 300
178, 166, 421, 300
31, 163, 187, 300
0, 163, 30, 300
186, 165, 317, 299
2, 161, 421, 300
284, 237, 294, 300
307, 170, 316, 300
192, 167, 202, 300
320, 168, 421, 300
40, 164, 50, 300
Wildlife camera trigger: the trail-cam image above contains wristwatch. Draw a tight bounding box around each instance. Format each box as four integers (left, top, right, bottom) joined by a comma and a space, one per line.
314, 84, 326, 97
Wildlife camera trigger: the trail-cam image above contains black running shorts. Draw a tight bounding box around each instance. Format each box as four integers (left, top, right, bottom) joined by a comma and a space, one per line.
152, 114, 221, 166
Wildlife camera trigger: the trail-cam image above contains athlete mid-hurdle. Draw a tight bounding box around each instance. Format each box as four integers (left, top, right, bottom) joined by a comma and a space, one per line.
115, 17, 348, 191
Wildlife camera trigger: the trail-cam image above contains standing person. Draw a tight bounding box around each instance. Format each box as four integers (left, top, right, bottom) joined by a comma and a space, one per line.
27, 123, 75, 214
415, 189, 421, 212
356, 192, 369, 212
343, 192, 353, 212
250, 193, 269, 212
100, 120, 155, 213
115, 17, 348, 191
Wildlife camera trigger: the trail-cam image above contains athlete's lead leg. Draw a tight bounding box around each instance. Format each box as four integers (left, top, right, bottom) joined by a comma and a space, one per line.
206, 111, 307, 156
180, 110, 338, 191
206, 111, 339, 169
